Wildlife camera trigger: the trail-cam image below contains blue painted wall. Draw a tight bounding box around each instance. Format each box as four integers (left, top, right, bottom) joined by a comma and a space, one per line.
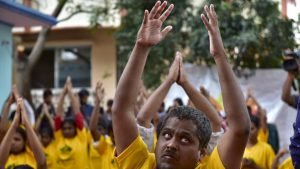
0, 23, 12, 112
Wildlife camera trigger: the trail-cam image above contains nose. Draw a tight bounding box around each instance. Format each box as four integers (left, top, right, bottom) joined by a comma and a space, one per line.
166, 137, 179, 151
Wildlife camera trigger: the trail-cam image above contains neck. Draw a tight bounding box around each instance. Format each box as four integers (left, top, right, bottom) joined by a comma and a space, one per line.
247, 138, 258, 147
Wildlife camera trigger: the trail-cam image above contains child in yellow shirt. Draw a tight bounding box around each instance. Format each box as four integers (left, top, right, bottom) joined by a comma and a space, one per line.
54, 77, 90, 169
0, 98, 46, 169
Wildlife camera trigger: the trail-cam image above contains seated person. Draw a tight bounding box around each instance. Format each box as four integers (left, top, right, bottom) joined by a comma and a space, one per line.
111, 2, 250, 169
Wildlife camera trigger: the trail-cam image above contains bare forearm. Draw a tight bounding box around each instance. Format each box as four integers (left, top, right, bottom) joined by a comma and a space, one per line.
56, 95, 65, 117
137, 79, 173, 128
90, 101, 101, 141
0, 103, 10, 133
281, 75, 295, 106
182, 81, 222, 132
0, 125, 16, 167
215, 56, 249, 133
68, 92, 80, 114
25, 124, 46, 166
112, 43, 150, 154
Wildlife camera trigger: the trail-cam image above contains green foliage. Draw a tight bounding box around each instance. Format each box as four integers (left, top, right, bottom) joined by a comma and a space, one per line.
115, 0, 297, 88
190, 0, 296, 69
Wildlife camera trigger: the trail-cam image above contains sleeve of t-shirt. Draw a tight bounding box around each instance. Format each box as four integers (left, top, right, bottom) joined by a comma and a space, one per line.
55, 115, 62, 131
115, 136, 155, 169
197, 146, 225, 169
137, 123, 155, 151
289, 95, 300, 168
75, 113, 84, 130
266, 145, 275, 169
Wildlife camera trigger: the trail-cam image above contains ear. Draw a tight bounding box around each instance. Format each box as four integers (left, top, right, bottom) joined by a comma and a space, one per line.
197, 147, 207, 162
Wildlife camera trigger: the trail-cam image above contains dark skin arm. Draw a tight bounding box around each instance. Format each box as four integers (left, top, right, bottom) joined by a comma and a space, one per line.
56, 80, 68, 118
66, 77, 81, 115
112, 1, 174, 155
201, 4, 250, 169
137, 53, 180, 128
0, 93, 15, 143
90, 82, 105, 141
19, 98, 47, 169
281, 73, 297, 108
177, 53, 222, 132
35, 104, 55, 132
0, 104, 21, 169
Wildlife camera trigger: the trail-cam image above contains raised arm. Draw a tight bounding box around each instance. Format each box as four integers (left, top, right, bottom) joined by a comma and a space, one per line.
0, 104, 20, 169
201, 5, 250, 169
137, 53, 180, 128
112, 1, 174, 155
56, 81, 68, 118
34, 109, 45, 132
90, 82, 105, 141
0, 93, 15, 142
177, 53, 222, 132
19, 98, 47, 169
281, 73, 297, 108
44, 103, 55, 131
66, 77, 81, 115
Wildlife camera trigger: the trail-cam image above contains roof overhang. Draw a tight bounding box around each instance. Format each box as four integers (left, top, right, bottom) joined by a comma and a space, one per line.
0, 0, 57, 27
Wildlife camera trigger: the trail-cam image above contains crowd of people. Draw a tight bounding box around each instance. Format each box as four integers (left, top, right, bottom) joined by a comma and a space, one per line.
0, 1, 299, 169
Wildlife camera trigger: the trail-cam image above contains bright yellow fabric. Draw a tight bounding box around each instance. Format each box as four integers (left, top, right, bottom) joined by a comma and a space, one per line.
243, 141, 275, 169
115, 136, 224, 169
257, 128, 269, 143
91, 135, 117, 169
279, 157, 294, 169
54, 128, 90, 169
43, 141, 56, 169
195, 147, 225, 169
151, 132, 157, 153
5, 147, 36, 169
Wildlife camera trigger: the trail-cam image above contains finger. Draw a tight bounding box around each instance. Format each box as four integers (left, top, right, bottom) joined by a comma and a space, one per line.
161, 25, 173, 38
204, 5, 213, 21
211, 4, 217, 19
149, 1, 161, 19
142, 10, 149, 25
154, 1, 167, 19
159, 4, 174, 22
201, 14, 211, 31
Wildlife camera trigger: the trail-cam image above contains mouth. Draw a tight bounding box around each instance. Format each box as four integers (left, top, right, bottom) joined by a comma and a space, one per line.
162, 152, 178, 161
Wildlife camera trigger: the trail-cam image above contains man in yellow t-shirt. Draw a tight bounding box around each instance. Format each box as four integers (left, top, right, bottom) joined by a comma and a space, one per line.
242, 115, 275, 169
112, 2, 250, 169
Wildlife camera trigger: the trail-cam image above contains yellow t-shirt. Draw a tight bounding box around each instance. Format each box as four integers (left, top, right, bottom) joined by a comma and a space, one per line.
43, 141, 56, 169
243, 141, 275, 169
279, 157, 294, 169
257, 128, 269, 143
54, 128, 90, 169
91, 135, 117, 169
5, 147, 36, 169
115, 136, 224, 169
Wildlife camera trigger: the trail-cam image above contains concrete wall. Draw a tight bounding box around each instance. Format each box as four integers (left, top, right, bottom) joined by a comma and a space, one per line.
0, 23, 12, 110
15, 27, 117, 101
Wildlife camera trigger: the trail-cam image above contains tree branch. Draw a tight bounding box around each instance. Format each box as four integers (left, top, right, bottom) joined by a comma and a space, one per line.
57, 9, 94, 23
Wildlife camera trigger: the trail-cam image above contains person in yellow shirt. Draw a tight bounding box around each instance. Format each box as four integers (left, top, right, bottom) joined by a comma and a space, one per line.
242, 115, 275, 169
35, 103, 56, 169
0, 98, 47, 169
89, 81, 117, 169
111, 2, 250, 169
54, 77, 90, 169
